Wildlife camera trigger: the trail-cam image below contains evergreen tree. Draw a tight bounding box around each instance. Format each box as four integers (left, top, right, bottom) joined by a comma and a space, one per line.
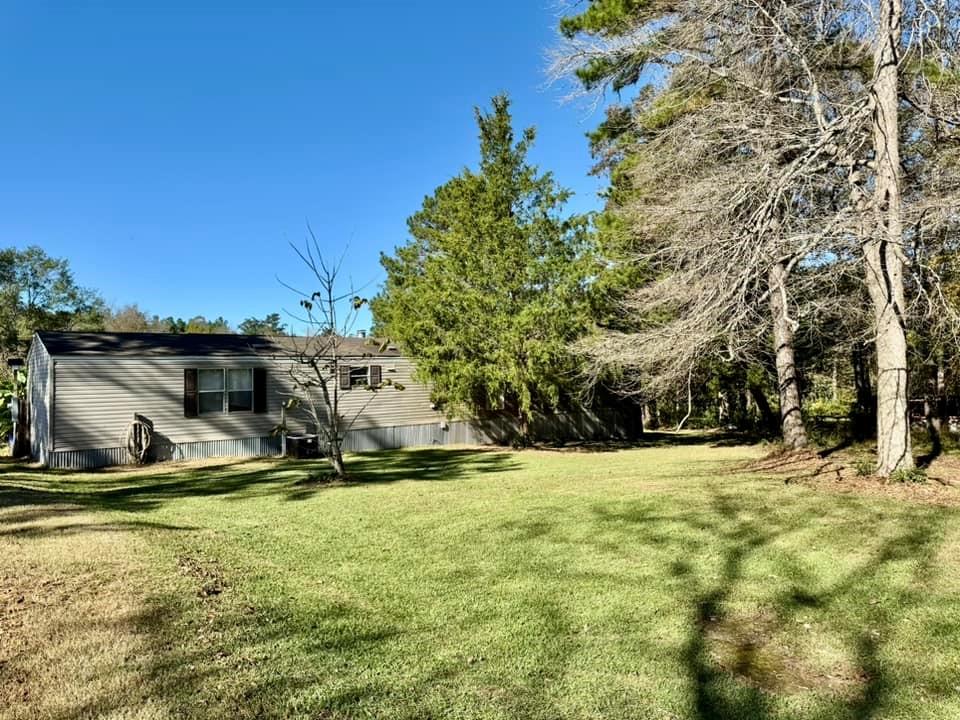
239, 313, 287, 336
372, 96, 595, 435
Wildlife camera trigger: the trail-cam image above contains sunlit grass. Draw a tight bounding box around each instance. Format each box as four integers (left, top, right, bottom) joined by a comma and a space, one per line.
2, 440, 960, 719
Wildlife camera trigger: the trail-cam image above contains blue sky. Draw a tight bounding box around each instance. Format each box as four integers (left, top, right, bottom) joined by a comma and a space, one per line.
0, 1, 606, 332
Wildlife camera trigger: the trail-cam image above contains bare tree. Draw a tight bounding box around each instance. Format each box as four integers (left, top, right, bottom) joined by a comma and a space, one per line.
553, 0, 960, 472
279, 233, 402, 478
553, 1, 874, 450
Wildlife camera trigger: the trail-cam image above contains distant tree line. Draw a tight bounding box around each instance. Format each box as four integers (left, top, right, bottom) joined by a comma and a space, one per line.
0, 245, 290, 441
0, 245, 286, 371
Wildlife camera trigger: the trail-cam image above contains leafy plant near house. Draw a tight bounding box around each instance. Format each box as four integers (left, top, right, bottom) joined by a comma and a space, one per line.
372, 95, 595, 440
0, 366, 26, 448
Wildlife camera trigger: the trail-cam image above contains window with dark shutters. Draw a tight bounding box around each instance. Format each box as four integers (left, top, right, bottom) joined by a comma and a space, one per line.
253, 368, 267, 413
339, 365, 351, 390
370, 365, 382, 388
184, 368, 199, 417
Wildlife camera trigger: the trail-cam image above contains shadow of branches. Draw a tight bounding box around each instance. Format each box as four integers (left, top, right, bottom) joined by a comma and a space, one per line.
0, 448, 520, 529
590, 486, 949, 720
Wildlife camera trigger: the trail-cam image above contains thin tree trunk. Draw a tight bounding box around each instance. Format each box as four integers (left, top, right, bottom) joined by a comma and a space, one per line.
831, 360, 838, 402
675, 369, 693, 432
935, 362, 946, 434
329, 441, 346, 478
865, 0, 913, 476
768, 261, 808, 450
926, 362, 945, 458
852, 343, 875, 440
748, 382, 777, 434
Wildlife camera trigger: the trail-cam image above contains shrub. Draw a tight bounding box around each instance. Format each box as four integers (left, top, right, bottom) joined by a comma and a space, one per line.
890, 466, 927, 484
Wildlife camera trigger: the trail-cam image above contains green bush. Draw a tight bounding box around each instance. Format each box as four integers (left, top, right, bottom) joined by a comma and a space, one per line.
805, 395, 854, 419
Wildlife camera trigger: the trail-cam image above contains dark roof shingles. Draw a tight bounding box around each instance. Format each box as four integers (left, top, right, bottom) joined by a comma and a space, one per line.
36, 332, 400, 358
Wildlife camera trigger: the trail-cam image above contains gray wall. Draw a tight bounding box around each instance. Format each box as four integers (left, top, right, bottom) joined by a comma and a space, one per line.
26, 337, 51, 464
50, 354, 442, 453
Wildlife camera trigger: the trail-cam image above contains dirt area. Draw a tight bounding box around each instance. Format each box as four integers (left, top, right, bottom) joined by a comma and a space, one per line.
746, 449, 960, 507
704, 608, 868, 697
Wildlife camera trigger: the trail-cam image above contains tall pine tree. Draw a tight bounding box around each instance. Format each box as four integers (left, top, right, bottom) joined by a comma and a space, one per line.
372, 96, 595, 435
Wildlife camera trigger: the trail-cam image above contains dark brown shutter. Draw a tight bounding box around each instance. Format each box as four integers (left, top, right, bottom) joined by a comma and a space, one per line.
253, 367, 267, 413
370, 365, 382, 388
184, 369, 198, 417
339, 365, 351, 390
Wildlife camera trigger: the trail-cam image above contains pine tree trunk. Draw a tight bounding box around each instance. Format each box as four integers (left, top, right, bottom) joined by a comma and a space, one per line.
768, 261, 808, 450
642, 401, 660, 431
866, 0, 913, 476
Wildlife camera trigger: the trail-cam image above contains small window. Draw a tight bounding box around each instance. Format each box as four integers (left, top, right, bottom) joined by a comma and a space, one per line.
198, 369, 225, 415
195, 368, 255, 414
228, 369, 253, 412
349, 366, 369, 388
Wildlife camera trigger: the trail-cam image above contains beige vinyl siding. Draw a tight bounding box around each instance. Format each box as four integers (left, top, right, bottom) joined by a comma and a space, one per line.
27, 338, 51, 463
52, 355, 441, 452
334, 360, 438, 430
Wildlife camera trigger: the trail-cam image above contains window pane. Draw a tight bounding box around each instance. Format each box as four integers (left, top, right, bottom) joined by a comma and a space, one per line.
228, 368, 253, 391
199, 369, 224, 391
228, 390, 253, 412
199, 392, 224, 414
349, 366, 368, 387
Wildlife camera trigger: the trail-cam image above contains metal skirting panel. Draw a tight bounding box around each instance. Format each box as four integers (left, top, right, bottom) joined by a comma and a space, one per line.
49, 436, 283, 470
172, 436, 282, 462
342, 421, 497, 452
46, 412, 638, 469
49, 447, 131, 470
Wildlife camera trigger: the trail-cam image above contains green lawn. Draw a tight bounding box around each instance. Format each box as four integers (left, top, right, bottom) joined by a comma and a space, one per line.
2, 439, 959, 720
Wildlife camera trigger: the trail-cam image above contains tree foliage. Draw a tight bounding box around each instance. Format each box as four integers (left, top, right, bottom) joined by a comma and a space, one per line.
239, 313, 287, 336
0, 246, 105, 363
372, 96, 595, 428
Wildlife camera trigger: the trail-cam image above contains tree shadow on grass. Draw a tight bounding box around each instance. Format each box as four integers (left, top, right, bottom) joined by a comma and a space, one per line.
590, 487, 949, 720
0, 447, 521, 525
17, 572, 479, 720
530, 430, 760, 453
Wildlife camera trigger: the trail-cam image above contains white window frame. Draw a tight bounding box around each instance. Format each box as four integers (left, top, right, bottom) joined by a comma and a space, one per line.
348, 365, 370, 389
197, 368, 255, 414
226, 368, 254, 413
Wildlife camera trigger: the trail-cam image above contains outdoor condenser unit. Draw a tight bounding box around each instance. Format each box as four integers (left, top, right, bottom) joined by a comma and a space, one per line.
285, 434, 320, 459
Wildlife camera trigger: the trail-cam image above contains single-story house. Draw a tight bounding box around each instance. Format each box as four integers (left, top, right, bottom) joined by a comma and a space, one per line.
24, 331, 487, 469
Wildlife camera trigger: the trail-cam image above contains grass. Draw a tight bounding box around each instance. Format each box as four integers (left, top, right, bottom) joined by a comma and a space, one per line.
2, 436, 960, 719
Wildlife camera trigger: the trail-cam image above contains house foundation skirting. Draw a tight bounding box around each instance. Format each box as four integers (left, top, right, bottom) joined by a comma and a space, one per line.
46, 410, 641, 469
46, 421, 492, 470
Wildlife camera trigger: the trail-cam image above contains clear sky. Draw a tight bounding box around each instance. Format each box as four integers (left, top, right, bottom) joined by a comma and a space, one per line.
0, 1, 606, 332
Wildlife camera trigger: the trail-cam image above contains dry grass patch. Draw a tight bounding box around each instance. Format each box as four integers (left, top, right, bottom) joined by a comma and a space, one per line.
0, 506, 174, 720
703, 608, 868, 697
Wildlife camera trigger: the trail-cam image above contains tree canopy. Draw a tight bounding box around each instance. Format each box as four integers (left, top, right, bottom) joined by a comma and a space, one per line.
372, 95, 596, 428
239, 313, 287, 336
0, 246, 105, 362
